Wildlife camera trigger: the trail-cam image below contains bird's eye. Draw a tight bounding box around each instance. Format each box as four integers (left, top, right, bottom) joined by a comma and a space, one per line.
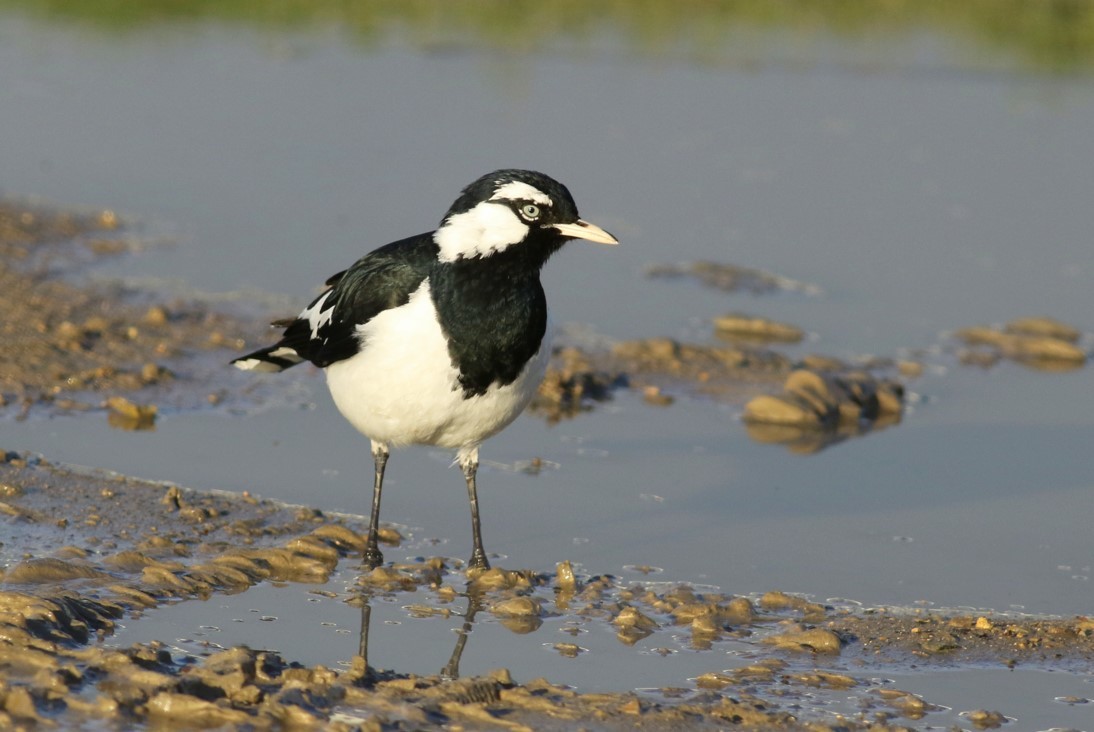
520, 203, 541, 220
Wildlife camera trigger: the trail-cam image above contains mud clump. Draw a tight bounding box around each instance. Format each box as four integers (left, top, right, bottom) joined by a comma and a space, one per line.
1004, 316, 1081, 342
647, 260, 819, 296
530, 346, 623, 423
612, 605, 659, 645
531, 328, 801, 424
106, 396, 158, 431
713, 312, 805, 343
759, 590, 828, 622
743, 368, 905, 453
535, 332, 910, 456
953, 316, 1087, 371
762, 625, 844, 655
611, 337, 792, 383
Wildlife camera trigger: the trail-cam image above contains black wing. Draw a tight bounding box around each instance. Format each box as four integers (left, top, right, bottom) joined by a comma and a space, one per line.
233, 232, 437, 371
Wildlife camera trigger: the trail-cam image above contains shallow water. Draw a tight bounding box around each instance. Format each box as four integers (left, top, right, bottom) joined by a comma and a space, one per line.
108, 569, 1094, 728
4, 5, 1094, 727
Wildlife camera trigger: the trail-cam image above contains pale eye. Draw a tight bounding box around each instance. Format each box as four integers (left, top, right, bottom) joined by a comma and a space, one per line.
520, 203, 541, 220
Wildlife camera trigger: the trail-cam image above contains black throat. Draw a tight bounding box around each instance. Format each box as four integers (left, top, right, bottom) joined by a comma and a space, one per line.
430, 243, 555, 398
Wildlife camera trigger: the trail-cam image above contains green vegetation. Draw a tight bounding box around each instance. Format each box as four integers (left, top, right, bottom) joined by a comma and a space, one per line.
4, 0, 1094, 73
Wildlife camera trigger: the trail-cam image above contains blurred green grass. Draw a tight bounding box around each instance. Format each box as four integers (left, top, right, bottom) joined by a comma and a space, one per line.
4, 0, 1094, 73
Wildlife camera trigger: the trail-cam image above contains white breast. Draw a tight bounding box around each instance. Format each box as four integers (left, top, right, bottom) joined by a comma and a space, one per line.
324, 281, 550, 450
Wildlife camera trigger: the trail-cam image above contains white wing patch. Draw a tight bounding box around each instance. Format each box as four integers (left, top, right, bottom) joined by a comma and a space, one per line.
435, 202, 529, 263
232, 346, 303, 372
233, 357, 281, 373
300, 290, 336, 339
490, 181, 552, 205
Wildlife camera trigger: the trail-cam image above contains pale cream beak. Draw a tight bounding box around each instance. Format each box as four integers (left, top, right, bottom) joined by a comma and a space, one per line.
551, 219, 619, 245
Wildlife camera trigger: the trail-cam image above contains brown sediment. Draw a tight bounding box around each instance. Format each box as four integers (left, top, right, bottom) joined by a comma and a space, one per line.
530, 337, 796, 424
646, 260, 819, 295
3, 450, 1094, 729
533, 340, 909, 453
0, 198, 260, 420
829, 609, 1094, 666
953, 317, 1088, 371
535, 262, 916, 448
0, 451, 756, 728
742, 368, 905, 453
713, 312, 805, 343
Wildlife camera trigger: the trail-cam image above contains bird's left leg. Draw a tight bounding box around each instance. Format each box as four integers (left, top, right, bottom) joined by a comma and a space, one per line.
457, 446, 490, 570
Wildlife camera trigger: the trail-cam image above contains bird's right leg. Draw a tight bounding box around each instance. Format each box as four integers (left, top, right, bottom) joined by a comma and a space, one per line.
457, 447, 490, 571
363, 440, 389, 570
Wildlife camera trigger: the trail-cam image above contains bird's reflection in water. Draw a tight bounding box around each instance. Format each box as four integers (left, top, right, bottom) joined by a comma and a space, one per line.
440, 592, 483, 680
352, 585, 491, 683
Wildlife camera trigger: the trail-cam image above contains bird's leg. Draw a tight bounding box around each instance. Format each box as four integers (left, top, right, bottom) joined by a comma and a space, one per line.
458, 447, 490, 570
363, 441, 389, 570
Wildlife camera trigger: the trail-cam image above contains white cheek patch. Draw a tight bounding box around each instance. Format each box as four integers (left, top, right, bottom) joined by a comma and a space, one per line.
435, 202, 530, 262
490, 181, 552, 206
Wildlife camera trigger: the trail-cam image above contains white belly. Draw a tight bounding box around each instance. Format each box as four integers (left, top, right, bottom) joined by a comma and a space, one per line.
324, 282, 550, 450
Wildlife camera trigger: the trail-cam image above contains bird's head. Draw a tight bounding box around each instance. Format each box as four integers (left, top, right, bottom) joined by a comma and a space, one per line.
434, 169, 617, 264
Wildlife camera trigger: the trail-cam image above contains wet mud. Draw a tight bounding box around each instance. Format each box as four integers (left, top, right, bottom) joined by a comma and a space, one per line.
952, 317, 1088, 371
3, 451, 1094, 730
646, 260, 821, 296
3, 198, 1093, 729
0, 198, 259, 422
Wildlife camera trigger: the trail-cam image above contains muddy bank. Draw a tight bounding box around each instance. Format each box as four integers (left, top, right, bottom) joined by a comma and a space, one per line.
3, 451, 1093, 730
0, 198, 259, 421
532, 339, 907, 434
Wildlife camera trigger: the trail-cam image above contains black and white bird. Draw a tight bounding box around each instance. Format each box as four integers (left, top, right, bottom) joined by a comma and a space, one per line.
233, 169, 617, 570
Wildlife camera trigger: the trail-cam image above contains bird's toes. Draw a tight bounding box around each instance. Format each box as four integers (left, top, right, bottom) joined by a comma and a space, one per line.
467, 550, 491, 572
362, 546, 385, 571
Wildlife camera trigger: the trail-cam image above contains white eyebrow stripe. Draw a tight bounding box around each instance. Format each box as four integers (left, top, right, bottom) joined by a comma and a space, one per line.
490, 181, 552, 206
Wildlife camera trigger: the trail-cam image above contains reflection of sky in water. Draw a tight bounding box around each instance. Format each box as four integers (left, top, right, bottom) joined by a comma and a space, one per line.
4, 13, 1094, 720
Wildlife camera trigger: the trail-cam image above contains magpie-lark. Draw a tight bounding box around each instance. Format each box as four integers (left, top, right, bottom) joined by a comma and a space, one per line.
233, 169, 617, 570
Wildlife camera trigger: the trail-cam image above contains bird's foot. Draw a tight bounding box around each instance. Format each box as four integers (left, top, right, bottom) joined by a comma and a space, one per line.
467, 549, 490, 571
362, 545, 384, 571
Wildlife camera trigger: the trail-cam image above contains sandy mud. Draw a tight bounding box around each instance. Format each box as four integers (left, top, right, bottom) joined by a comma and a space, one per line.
0, 199, 261, 424
0, 450, 761, 729
3, 452, 1094, 730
